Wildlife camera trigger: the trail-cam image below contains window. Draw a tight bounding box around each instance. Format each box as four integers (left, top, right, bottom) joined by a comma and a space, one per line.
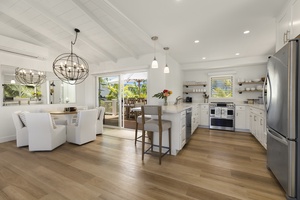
210, 75, 233, 98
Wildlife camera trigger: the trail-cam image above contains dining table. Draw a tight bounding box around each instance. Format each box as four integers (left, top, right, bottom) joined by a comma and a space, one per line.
50, 111, 77, 125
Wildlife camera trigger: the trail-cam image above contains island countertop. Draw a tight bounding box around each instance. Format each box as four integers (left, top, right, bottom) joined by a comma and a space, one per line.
162, 103, 197, 114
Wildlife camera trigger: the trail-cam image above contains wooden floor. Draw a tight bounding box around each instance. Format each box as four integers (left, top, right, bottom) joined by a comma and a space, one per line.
0, 128, 286, 200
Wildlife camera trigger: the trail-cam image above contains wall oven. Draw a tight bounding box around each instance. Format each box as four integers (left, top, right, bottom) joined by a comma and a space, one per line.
209, 102, 235, 131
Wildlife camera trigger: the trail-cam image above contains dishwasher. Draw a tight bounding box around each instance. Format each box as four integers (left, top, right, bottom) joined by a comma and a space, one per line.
186, 108, 192, 143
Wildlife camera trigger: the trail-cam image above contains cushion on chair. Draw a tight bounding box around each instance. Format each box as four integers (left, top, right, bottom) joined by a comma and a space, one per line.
18, 111, 29, 127
137, 115, 151, 124
144, 119, 171, 132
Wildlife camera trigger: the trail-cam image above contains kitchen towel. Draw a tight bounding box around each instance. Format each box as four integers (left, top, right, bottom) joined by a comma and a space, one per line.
221, 108, 228, 119
215, 107, 221, 118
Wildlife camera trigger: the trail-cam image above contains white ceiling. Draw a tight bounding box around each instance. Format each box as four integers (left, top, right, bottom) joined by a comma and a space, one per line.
0, 0, 289, 71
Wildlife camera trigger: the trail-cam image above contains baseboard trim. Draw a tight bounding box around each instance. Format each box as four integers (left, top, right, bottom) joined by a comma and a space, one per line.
0, 135, 16, 143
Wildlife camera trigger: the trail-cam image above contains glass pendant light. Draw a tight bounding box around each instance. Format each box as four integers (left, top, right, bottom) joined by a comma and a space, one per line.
151, 36, 158, 68
164, 47, 170, 73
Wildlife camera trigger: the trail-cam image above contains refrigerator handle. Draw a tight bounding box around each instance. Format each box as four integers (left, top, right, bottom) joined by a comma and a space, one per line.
263, 72, 271, 113
267, 128, 288, 145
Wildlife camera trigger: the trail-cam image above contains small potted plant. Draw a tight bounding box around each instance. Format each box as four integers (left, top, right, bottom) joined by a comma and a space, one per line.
203, 93, 209, 103
153, 89, 172, 105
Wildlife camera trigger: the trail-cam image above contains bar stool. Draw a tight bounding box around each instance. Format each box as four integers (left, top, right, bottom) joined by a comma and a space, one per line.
141, 105, 171, 164
135, 114, 151, 145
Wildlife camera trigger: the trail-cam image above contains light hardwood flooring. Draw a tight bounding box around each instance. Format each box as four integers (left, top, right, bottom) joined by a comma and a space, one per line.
0, 128, 285, 200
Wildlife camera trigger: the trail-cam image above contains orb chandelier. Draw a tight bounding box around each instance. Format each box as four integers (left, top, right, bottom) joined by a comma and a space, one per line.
15, 68, 46, 86
52, 28, 89, 85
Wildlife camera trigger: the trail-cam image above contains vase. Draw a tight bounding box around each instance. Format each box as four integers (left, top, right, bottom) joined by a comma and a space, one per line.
164, 97, 168, 106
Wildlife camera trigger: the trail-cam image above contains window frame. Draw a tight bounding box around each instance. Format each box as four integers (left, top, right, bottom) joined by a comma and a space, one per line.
209, 74, 235, 100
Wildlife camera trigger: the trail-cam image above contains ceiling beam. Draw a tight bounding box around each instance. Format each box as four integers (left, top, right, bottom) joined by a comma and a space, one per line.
96, 0, 163, 50
0, 9, 70, 56
71, 0, 139, 59
22, 0, 117, 62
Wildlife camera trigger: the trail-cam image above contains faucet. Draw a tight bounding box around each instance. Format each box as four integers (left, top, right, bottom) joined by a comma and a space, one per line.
174, 96, 183, 105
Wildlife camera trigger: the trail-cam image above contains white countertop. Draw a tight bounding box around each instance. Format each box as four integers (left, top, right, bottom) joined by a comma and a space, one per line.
162, 104, 193, 114
235, 103, 265, 110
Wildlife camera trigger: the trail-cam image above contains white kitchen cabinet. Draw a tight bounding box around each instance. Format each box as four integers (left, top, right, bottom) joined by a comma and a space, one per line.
249, 107, 266, 149
191, 104, 200, 133
292, 0, 300, 38
276, 0, 300, 51
235, 106, 246, 130
200, 104, 209, 127
276, 5, 292, 51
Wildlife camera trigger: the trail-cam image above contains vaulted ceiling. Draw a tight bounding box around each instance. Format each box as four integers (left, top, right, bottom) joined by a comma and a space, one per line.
0, 0, 288, 72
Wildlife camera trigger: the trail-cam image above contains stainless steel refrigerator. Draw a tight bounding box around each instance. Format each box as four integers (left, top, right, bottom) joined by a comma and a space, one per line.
266, 39, 300, 200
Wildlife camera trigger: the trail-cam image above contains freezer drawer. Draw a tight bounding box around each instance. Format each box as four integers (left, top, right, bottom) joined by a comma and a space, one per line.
267, 128, 296, 198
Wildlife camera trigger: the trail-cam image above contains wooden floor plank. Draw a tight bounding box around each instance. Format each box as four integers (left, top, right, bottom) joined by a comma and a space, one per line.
0, 128, 285, 200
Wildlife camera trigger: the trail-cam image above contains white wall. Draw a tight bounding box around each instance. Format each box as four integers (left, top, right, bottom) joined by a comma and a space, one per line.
91, 52, 183, 105
183, 64, 267, 103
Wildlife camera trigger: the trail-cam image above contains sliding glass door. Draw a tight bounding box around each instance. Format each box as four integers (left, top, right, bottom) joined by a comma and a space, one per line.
99, 76, 121, 127
98, 72, 147, 129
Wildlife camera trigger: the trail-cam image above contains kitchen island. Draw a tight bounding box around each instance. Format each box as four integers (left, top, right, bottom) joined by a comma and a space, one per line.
149, 103, 197, 155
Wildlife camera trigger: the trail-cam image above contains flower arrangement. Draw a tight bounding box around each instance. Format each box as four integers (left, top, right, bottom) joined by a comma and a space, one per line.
153, 89, 172, 105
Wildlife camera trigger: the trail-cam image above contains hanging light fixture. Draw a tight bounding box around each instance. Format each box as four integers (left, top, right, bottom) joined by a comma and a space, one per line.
151, 36, 158, 68
15, 68, 46, 86
164, 47, 170, 73
52, 28, 89, 85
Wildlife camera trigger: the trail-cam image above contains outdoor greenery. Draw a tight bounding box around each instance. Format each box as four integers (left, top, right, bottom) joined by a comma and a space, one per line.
3, 84, 42, 100
98, 77, 147, 114
99, 77, 147, 101
211, 76, 233, 98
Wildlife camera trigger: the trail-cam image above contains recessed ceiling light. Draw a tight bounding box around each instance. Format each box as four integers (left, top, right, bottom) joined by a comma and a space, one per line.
194, 40, 200, 44
243, 30, 250, 34
235, 53, 240, 56
202, 57, 206, 60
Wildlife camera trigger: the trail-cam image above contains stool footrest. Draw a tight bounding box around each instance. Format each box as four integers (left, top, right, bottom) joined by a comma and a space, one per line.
144, 145, 170, 157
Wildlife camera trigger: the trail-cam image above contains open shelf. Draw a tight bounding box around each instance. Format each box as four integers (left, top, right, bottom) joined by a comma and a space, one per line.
184, 84, 206, 87
238, 81, 264, 86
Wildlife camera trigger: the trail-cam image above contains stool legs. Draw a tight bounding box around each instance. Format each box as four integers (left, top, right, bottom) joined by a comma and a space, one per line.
142, 130, 145, 161
135, 120, 138, 146
159, 131, 162, 165
142, 130, 171, 164
169, 128, 171, 155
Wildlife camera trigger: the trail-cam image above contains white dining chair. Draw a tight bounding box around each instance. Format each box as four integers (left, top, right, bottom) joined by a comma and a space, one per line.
67, 109, 98, 145
12, 111, 29, 147
96, 107, 105, 134
25, 113, 67, 151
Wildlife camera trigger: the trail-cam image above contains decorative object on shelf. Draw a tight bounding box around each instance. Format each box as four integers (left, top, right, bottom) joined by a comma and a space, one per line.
203, 93, 209, 103
153, 89, 172, 106
15, 68, 46, 86
52, 28, 89, 85
151, 36, 158, 68
163, 47, 170, 73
